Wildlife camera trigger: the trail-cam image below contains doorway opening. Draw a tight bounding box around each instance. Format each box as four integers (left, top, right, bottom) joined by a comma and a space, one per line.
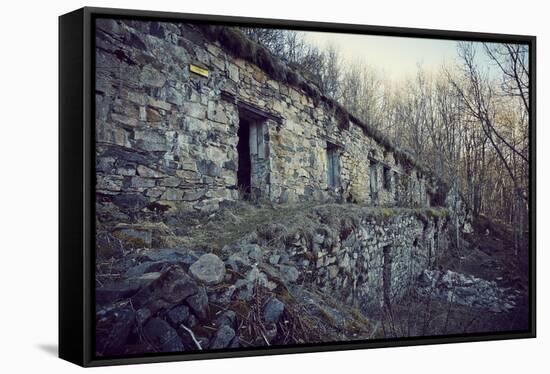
237, 117, 252, 198
369, 160, 379, 205
326, 142, 340, 189
382, 245, 392, 309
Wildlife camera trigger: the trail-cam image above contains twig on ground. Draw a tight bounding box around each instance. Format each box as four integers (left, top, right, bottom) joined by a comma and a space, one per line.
260, 330, 271, 346
368, 322, 381, 339
180, 324, 203, 350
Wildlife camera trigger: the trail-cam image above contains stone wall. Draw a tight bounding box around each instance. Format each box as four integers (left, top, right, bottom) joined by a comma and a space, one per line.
94, 19, 442, 219
245, 209, 450, 311
95, 206, 452, 354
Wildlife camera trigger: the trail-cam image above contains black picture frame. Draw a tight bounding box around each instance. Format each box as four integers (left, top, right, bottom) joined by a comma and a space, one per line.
59, 6, 536, 367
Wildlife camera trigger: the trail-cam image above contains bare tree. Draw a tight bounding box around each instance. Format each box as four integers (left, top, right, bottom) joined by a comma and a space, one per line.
319, 44, 341, 99
449, 42, 528, 204
240, 27, 288, 57
340, 62, 384, 129
446, 42, 529, 253
484, 43, 530, 111
238, 27, 529, 241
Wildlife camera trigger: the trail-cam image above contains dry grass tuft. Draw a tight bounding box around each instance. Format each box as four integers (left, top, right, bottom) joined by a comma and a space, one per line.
167, 202, 451, 255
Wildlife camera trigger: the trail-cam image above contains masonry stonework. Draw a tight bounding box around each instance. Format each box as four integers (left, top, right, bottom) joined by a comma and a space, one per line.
94, 19, 467, 315
95, 19, 443, 220
265, 211, 449, 310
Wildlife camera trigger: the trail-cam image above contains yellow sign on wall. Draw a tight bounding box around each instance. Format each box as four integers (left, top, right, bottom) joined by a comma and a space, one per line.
189, 64, 209, 78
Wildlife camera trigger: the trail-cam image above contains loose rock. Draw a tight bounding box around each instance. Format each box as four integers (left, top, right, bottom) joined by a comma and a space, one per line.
186, 286, 209, 321
189, 253, 226, 285
210, 325, 236, 349
264, 298, 284, 323
279, 265, 299, 283
167, 305, 190, 326
131, 265, 198, 314
215, 310, 236, 328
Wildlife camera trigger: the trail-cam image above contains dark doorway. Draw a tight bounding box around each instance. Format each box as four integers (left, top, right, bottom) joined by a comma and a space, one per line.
382, 245, 392, 310
237, 117, 251, 197
326, 142, 340, 189
369, 160, 379, 204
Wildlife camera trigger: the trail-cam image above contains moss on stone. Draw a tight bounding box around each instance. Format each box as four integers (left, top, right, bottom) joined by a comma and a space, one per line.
426, 207, 450, 218
382, 207, 395, 217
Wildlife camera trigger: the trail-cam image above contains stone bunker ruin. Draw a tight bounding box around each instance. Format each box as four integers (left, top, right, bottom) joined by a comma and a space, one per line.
94, 19, 472, 320
95, 19, 450, 217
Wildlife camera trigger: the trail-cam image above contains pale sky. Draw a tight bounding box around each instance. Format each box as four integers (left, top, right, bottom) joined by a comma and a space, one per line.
302, 30, 490, 81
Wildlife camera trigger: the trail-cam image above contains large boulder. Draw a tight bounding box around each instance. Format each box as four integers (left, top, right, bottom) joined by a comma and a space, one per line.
131, 265, 199, 315
125, 248, 200, 278
189, 253, 226, 285
96, 272, 162, 304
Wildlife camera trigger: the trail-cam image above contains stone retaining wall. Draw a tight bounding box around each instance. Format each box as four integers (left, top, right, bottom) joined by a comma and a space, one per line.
254, 210, 450, 311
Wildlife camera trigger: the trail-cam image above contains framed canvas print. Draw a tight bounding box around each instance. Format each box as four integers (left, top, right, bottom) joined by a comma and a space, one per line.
59, 7, 536, 367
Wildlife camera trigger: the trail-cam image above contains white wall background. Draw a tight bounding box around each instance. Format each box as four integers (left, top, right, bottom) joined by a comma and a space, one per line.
0, 0, 545, 371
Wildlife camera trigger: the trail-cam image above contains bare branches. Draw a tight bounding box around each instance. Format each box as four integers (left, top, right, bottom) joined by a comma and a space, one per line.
179, 324, 203, 350
449, 42, 529, 209
483, 43, 530, 111
236, 28, 529, 227
239, 28, 341, 98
